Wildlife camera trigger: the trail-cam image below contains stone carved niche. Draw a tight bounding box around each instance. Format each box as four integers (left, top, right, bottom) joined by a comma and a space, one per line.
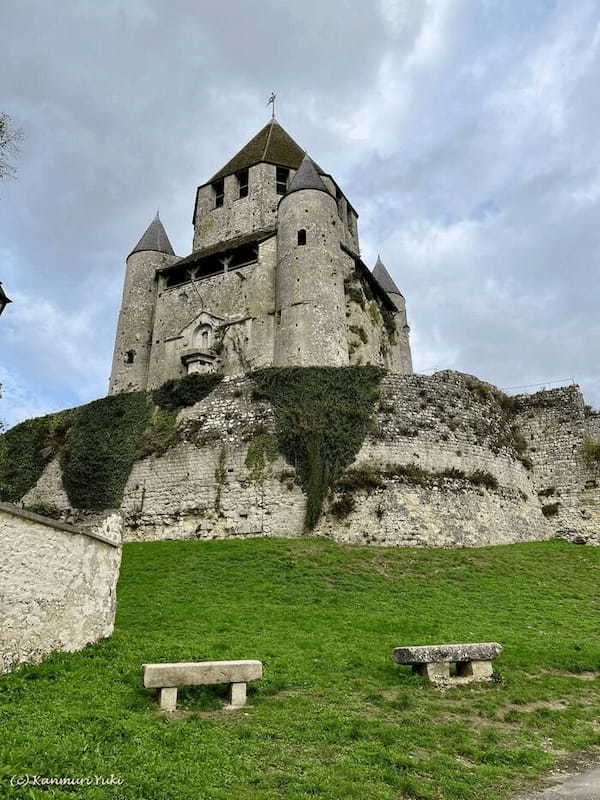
174, 311, 227, 375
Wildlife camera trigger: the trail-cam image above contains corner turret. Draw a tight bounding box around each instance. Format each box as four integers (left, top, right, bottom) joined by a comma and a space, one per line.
372, 255, 412, 373
109, 213, 178, 394
129, 213, 175, 258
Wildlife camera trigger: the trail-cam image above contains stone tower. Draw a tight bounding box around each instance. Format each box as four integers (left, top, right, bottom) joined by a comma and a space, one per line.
109, 214, 177, 394
373, 255, 413, 373
108, 118, 413, 394
274, 155, 349, 367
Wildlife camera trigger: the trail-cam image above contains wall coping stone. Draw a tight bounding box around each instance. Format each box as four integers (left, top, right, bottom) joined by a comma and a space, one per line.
0, 502, 120, 548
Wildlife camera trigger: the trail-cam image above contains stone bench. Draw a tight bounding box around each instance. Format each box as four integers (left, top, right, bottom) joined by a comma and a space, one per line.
393, 643, 502, 684
142, 660, 263, 711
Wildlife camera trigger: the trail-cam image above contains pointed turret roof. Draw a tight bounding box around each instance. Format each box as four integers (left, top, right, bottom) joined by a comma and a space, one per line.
285, 153, 329, 195
373, 255, 403, 298
210, 120, 322, 181
129, 213, 175, 257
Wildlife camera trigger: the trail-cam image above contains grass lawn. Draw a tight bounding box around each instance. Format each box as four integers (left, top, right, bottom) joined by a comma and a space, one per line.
1, 538, 599, 800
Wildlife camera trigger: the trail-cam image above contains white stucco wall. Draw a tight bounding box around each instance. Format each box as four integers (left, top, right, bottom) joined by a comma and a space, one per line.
0, 504, 122, 674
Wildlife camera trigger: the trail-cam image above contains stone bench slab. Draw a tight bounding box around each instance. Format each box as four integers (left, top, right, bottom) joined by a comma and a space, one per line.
142, 660, 262, 689
393, 642, 502, 665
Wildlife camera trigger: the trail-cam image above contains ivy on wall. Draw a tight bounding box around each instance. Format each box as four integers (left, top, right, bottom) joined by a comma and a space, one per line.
0, 373, 224, 512
245, 434, 279, 482
152, 373, 222, 411
60, 392, 152, 509
252, 366, 385, 529
0, 409, 74, 502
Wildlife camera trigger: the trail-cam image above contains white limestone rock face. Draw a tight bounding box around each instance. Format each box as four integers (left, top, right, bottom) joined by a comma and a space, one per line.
0, 505, 122, 674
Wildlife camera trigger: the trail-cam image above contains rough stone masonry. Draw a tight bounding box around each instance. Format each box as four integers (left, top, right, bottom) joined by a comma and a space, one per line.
22, 371, 600, 547
10, 118, 600, 548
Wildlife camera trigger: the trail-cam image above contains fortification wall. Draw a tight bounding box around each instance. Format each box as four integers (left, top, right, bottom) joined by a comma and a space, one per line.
22, 372, 598, 547
514, 387, 600, 544
0, 505, 122, 674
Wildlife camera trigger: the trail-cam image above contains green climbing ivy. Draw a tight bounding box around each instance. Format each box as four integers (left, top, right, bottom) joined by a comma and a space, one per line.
251, 366, 385, 529
60, 392, 152, 509
245, 434, 279, 481
153, 373, 223, 411
0, 409, 74, 502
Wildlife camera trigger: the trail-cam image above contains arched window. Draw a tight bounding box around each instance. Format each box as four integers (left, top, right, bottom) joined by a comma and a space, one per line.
297, 229, 306, 246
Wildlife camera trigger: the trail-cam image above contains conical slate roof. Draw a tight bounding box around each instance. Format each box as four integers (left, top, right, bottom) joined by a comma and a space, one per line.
373, 255, 403, 297
129, 214, 175, 257
210, 120, 323, 181
285, 154, 328, 195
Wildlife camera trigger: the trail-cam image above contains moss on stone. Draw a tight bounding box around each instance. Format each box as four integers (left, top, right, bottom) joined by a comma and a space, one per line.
335, 462, 500, 492
347, 287, 366, 310
136, 407, 179, 458
581, 437, 600, 467
349, 325, 368, 344
542, 502, 560, 517
245, 434, 278, 482
368, 302, 381, 327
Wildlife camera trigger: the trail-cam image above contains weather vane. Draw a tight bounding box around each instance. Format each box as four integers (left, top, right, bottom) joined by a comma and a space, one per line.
267, 92, 277, 119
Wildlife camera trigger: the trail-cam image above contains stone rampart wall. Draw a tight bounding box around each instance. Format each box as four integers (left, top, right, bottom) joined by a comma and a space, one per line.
22, 371, 599, 547
0, 505, 122, 674
515, 387, 600, 544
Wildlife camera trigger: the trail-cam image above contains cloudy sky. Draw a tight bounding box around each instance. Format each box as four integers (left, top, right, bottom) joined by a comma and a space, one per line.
1, 0, 599, 426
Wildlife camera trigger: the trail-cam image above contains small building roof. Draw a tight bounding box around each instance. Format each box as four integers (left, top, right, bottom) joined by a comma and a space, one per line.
373, 255, 403, 298
285, 154, 329, 196
129, 213, 175, 257
162, 227, 277, 272
210, 120, 323, 182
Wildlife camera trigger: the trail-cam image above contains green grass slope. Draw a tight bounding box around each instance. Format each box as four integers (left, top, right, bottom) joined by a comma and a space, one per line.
1, 539, 599, 800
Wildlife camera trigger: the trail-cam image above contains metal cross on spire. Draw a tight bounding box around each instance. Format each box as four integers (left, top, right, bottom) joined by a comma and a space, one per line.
267, 92, 277, 119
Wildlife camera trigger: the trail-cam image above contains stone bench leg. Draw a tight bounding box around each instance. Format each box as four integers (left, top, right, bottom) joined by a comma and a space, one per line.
414, 662, 450, 682
160, 687, 178, 711
229, 682, 247, 707
456, 660, 493, 680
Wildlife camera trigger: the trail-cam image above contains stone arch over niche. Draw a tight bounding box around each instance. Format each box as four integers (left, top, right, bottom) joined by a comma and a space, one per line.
193, 323, 212, 350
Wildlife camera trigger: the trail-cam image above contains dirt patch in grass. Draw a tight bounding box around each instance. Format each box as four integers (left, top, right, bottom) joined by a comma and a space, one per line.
500, 699, 570, 713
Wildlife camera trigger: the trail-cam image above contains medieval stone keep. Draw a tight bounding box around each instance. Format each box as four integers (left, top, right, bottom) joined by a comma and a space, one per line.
2, 119, 599, 552
108, 120, 412, 394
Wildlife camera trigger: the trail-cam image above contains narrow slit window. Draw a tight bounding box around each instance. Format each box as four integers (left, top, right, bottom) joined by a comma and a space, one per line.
276, 167, 289, 195
236, 168, 249, 198
213, 179, 224, 208
297, 229, 306, 246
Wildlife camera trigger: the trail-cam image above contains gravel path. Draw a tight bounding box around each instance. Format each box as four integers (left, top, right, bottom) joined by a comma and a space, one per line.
516, 766, 600, 800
